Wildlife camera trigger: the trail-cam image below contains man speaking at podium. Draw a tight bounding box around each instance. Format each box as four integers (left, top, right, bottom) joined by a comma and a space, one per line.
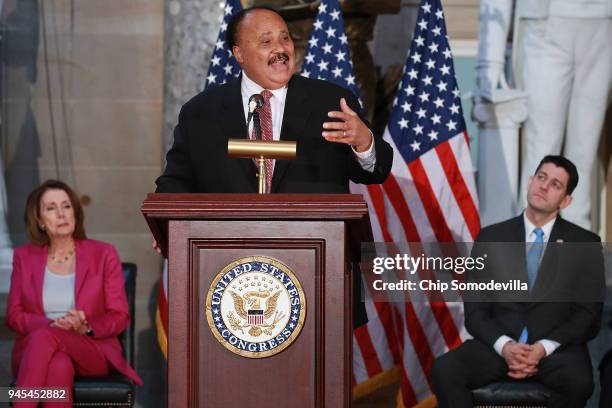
155, 6, 392, 195
155, 6, 392, 328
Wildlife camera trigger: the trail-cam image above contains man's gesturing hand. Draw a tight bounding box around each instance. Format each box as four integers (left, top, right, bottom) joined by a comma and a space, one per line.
323, 98, 373, 152
152, 239, 162, 254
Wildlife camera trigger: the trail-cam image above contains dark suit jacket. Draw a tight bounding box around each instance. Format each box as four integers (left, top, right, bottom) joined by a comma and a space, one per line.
156, 75, 391, 327
155, 75, 393, 193
465, 215, 604, 351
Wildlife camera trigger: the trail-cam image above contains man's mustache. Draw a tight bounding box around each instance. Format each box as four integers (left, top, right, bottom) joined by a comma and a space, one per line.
268, 53, 289, 65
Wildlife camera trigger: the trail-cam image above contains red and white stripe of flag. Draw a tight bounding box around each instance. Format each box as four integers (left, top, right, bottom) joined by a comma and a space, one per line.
351, 127, 479, 406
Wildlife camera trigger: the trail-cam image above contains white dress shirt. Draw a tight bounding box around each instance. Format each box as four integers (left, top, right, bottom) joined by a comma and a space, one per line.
240, 73, 376, 172
492, 213, 560, 357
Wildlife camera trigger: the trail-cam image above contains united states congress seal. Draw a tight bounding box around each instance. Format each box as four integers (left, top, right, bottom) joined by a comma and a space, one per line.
205, 256, 306, 358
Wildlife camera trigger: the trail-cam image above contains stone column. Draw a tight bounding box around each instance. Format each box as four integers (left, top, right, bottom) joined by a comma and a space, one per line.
0, 152, 13, 293
163, 0, 224, 150
606, 109, 612, 243
0, 0, 14, 292
472, 90, 527, 227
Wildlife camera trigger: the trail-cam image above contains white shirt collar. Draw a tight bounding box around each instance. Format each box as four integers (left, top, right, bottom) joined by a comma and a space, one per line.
239, 72, 288, 142
523, 212, 556, 243
240, 72, 288, 100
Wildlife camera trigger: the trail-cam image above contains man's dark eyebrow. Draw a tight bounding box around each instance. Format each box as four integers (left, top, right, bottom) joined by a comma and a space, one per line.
258, 29, 290, 39
538, 170, 565, 186
257, 31, 273, 39
538, 170, 566, 187
552, 177, 565, 186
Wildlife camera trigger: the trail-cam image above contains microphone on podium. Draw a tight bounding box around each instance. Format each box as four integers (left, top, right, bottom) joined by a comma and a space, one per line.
230, 92, 295, 194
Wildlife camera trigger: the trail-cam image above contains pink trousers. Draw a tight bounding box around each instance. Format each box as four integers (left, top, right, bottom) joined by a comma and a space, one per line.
14, 326, 110, 407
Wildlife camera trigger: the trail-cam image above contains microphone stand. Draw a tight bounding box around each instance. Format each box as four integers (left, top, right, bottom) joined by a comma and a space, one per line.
227, 137, 297, 195
251, 111, 267, 193
252, 111, 262, 141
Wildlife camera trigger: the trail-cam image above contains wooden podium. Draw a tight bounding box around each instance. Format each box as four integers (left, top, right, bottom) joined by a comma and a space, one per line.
141, 193, 373, 408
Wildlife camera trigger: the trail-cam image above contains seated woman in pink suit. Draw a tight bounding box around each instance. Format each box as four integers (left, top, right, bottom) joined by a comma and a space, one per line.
6, 180, 142, 407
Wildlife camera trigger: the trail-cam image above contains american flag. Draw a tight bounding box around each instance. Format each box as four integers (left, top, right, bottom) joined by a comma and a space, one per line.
350, 0, 480, 405
204, 0, 242, 89
300, 0, 361, 106
298, 0, 402, 400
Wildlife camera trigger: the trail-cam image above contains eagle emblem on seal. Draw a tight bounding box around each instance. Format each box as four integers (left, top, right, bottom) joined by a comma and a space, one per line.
227, 290, 285, 337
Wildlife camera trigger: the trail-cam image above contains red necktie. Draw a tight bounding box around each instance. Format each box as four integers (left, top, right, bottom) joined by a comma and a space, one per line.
251, 90, 273, 192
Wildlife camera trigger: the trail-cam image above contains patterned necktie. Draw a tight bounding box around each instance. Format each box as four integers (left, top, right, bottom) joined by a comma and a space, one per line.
518, 227, 545, 343
251, 90, 273, 192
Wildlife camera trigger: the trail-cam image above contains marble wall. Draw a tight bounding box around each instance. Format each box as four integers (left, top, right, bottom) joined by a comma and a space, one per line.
1, 0, 166, 406
163, 0, 224, 149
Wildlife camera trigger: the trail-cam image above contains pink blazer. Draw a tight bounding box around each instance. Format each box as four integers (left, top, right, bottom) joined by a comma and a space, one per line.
5, 239, 143, 385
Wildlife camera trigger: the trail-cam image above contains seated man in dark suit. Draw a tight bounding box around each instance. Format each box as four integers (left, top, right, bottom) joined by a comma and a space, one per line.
431, 155, 605, 408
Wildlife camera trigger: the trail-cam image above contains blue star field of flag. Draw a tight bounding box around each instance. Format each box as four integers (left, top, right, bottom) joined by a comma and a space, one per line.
204, 0, 243, 90
388, 0, 466, 163
300, 0, 361, 103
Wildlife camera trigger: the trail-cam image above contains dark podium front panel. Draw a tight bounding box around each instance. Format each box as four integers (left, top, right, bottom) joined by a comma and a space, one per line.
142, 194, 372, 408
